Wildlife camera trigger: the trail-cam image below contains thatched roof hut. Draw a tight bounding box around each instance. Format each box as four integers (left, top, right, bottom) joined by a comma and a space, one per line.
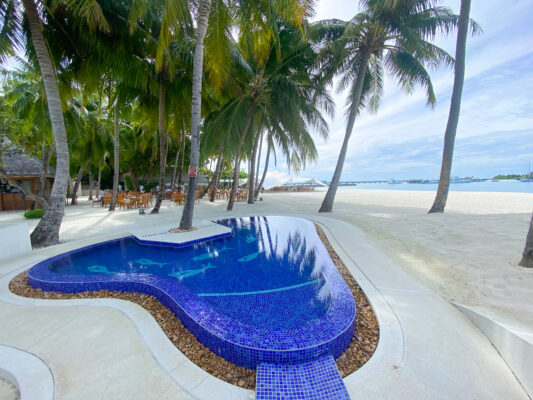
1, 146, 55, 179
0, 146, 54, 211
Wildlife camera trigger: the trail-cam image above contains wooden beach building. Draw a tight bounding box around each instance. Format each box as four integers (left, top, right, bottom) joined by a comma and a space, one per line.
0, 146, 54, 211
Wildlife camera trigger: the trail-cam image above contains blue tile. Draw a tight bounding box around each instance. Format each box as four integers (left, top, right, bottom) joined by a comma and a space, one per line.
256, 355, 350, 400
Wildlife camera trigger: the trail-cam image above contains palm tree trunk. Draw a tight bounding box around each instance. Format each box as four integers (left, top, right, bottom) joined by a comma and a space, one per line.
179, 0, 212, 230
429, 0, 471, 214
254, 131, 264, 189
71, 166, 83, 205
319, 55, 370, 213
227, 103, 255, 211
210, 156, 224, 203
129, 172, 139, 191
109, 107, 119, 211
254, 140, 271, 199
247, 129, 261, 204
202, 142, 224, 201
96, 161, 102, 198
151, 76, 168, 214
519, 211, 533, 268
88, 168, 93, 200
37, 142, 55, 200
178, 116, 186, 187
23, 0, 70, 247
171, 141, 179, 189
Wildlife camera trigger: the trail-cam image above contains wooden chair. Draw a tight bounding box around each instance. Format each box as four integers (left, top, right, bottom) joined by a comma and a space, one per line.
117, 194, 127, 210
102, 194, 112, 207
173, 192, 184, 205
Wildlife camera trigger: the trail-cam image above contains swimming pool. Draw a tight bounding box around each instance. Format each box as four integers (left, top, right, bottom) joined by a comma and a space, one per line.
28, 216, 356, 368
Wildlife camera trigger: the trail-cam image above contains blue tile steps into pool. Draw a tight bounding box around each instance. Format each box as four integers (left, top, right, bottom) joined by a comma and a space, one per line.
256, 354, 350, 400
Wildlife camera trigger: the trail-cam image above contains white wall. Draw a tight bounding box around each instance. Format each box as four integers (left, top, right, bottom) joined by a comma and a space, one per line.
0, 223, 31, 260
455, 303, 533, 397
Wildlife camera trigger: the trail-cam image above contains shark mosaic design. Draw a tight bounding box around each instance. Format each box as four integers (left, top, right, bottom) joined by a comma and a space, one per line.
135, 259, 168, 268
169, 264, 217, 279
87, 265, 113, 274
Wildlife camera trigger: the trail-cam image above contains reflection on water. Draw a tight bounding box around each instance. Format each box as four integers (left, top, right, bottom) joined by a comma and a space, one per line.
49, 216, 332, 328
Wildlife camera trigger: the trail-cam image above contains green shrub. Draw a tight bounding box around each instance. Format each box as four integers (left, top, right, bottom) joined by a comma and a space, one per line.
24, 209, 45, 219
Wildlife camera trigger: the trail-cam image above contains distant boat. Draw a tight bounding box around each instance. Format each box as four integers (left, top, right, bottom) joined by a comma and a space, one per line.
520, 178, 533, 182
388, 179, 402, 184
420, 179, 439, 184
451, 177, 472, 184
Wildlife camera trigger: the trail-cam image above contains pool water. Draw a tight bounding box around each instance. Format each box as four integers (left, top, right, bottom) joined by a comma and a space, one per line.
48, 216, 331, 330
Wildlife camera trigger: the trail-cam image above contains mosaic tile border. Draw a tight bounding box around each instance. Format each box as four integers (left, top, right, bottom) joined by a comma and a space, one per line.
27, 217, 356, 369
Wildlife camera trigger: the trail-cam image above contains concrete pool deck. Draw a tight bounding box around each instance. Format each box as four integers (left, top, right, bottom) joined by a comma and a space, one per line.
0, 195, 530, 399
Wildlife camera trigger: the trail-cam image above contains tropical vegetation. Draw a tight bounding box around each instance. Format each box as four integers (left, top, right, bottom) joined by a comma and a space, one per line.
0, 0, 499, 250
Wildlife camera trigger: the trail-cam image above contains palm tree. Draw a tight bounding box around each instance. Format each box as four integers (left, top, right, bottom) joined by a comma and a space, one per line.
129, 0, 192, 214
315, 0, 461, 213
179, 0, 212, 230
519, 212, 533, 268
20, 0, 70, 246
429, 0, 479, 213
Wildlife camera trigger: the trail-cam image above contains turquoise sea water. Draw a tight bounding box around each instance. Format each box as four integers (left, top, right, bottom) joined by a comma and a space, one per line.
333, 180, 533, 193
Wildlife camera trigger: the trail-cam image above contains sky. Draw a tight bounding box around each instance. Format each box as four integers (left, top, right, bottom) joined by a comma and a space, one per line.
263, 0, 533, 187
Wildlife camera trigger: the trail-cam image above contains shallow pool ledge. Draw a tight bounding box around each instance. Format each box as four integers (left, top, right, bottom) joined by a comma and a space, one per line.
131, 220, 233, 247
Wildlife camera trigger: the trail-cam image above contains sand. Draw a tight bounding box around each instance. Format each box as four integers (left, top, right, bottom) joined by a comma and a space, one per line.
1, 188, 532, 331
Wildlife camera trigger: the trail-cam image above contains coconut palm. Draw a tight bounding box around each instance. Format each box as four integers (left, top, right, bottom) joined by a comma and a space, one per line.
178, 0, 212, 230
429, 0, 479, 213
17, 0, 70, 246
202, 20, 331, 211
519, 212, 533, 268
129, 0, 192, 213
314, 0, 467, 213
179, 0, 316, 228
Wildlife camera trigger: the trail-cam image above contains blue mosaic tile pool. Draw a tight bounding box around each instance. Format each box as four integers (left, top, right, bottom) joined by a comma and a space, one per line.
28, 216, 356, 369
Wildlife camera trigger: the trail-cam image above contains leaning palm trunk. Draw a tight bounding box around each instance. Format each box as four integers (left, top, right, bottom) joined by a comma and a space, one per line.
254, 140, 271, 199
177, 117, 186, 187
210, 157, 224, 202
96, 161, 102, 198
109, 108, 119, 211
37, 142, 55, 200
254, 131, 264, 191
71, 166, 83, 205
179, 0, 212, 230
88, 169, 93, 200
247, 130, 261, 204
519, 211, 533, 268
171, 145, 179, 189
152, 76, 168, 214
227, 104, 255, 211
429, 0, 471, 214
209, 144, 224, 202
22, 0, 70, 246
319, 56, 370, 213
0, 167, 48, 208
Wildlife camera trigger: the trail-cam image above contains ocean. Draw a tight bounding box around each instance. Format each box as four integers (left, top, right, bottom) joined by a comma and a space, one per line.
332, 180, 533, 193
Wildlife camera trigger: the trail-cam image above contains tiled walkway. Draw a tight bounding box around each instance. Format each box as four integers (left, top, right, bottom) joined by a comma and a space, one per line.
256, 355, 350, 400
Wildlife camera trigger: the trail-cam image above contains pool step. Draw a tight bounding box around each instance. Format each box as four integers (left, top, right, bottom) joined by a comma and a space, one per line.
256, 354, 350, 400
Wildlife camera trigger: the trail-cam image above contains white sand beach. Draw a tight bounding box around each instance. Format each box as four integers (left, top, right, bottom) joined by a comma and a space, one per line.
1, 188, 532, 331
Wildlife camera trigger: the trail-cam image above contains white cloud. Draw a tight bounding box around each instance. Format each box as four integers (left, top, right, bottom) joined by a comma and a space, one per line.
293, 0, 533, 181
